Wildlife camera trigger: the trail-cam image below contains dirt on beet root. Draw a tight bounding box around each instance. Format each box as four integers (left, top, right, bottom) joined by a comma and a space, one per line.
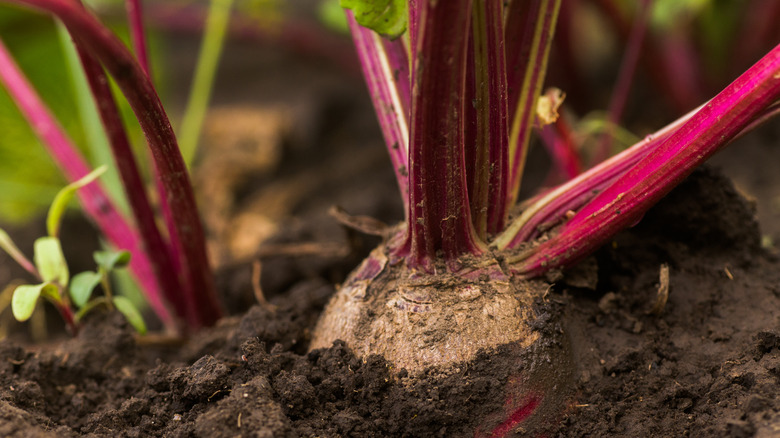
2, 36, 780, 437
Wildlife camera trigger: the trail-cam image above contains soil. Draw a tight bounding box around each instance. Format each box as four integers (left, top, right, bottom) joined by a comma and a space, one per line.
3, 32, 780, 438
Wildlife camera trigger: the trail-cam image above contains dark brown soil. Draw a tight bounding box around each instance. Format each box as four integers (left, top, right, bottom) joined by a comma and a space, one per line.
560, 166, 780, 437
3, 153, 780, 438
3, 33, 780, 438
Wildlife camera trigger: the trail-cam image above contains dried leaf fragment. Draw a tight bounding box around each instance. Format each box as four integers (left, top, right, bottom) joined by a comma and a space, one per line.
650, 263, 670, 316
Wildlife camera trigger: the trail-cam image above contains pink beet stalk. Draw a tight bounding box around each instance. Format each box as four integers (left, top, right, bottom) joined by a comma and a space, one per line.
347, 12, 410, 210
513, 43, 780, 276
539, 116, 582, 182
8, 0, 221, 329
504, 0, 561, 207
590, 0, 701, 114
500, 94, 780, 249
126, 0, 150, 76
397, 0, 484, 270
497, 104, 698, 248
595, 0, 652, 164
469, 0, 509, 237
0, 38, 175, 329
380, 35, 411, 119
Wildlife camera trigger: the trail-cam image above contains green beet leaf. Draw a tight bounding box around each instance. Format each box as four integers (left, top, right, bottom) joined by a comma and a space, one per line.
113, 296, 147, 335
341, 0, 407, 39
94, 249, 131, 272
70, 271, 102, 308
47, 165, 107, 238
12, 282, 58, 322
33, 236, 69, 286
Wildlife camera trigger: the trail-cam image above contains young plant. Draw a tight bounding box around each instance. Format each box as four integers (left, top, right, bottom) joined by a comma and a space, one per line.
309, 0, 780, 434
0, 0, 226, 334
1, 167, 146, 335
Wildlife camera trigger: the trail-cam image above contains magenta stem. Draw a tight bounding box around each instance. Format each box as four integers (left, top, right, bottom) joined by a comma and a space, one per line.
539, 115, 581, 182
514, 44, 780, 276
57, 300, 79, 336
408, 0, 420, 63
381, 37, 411, 121
347, 13, 410, 210
499, 106, 694, 248
503, 95, 780, 249
504, 0, 561, 208
469, 0, 509, 237
590, 0, 699, 114
125, 0, 150, 77
549, 0, 588, 113
399, 0, 484, 270
0, 37, 174, 329
595, 0, 652, 164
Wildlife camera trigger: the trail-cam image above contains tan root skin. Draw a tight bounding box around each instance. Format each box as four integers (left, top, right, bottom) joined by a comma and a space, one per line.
310, 248, 547, 374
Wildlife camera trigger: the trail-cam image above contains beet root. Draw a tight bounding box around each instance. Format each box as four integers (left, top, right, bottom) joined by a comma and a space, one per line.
310, 246, 576, 436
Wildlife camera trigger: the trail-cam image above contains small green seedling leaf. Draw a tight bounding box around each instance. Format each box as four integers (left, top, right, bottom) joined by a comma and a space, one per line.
341, 0, 408, 39
47, 165, 107, 238
33, 236, 69, 286
112, 295, 147, 335
12, 282, 57, 322
0, 227, 37, 276
94, 250, 131, 271
70, 271, 102, 308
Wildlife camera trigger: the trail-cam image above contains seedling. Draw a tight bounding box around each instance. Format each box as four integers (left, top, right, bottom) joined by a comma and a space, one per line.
1, 167, 146, 335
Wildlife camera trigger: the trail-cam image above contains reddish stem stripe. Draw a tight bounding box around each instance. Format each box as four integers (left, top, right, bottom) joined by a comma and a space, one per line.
590, 0, 701, 114
125, 0, 150, 77
596, 0, 652, 164
539, 116, 581, 182
381, 36, 411, 121
504, 0, 541, 123
403, 0, 483, 269
488, 394, 541, 438
469, 0, 509, 237
408, 0, 420, 65
0, 38, 173, 328
56, 300, 79, 336
515, 44, 780, 276
505, 0, 561, 208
